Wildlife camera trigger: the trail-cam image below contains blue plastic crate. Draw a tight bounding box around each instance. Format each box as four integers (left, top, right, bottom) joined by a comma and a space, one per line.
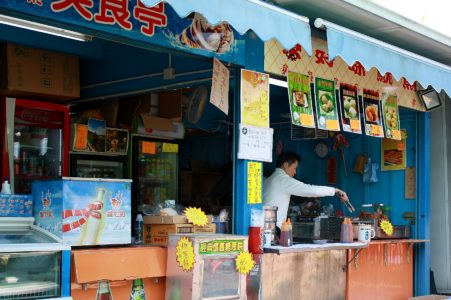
0, 194, 33, 217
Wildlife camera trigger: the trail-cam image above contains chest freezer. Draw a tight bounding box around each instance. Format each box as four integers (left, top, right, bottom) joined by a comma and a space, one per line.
0, 217, 71, 300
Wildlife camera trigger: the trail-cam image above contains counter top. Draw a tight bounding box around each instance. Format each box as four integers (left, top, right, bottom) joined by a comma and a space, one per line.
369, 239, 429, 245
264, 241, 368, 254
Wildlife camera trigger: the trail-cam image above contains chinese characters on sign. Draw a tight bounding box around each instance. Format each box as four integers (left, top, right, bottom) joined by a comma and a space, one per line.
247, 162, 262, 204
238, 124, 273, 163
199, 239, 245, 254
210, 57, 230, 115
51, 0, 167, 36
240, 69, 269, 128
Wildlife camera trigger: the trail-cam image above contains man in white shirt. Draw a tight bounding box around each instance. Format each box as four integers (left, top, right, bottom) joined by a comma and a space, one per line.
263, 151, 349, 228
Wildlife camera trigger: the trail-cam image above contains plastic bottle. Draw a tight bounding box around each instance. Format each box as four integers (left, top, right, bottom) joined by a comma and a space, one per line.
340, 218, 353, 243
1, 181, 11, 195
135, 213, 144, 244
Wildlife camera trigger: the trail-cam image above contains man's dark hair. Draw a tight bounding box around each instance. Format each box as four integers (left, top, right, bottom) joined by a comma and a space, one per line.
276, 151, 301, 168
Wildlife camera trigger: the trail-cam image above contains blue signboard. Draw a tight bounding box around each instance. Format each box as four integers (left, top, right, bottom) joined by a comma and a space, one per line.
0, 1, 245, 65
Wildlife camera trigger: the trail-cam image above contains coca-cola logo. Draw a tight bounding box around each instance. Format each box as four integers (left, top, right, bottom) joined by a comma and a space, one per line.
19, 109, 50, 123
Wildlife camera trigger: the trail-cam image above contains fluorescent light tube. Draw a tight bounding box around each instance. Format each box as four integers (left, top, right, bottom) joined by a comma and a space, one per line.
269, 78, 288, 88
0, 14, 91, 42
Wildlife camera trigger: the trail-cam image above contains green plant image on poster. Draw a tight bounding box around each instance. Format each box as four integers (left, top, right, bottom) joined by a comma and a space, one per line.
287, 72, 315, 128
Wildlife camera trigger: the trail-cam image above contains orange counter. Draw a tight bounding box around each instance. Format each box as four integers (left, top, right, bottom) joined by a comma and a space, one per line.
346, 239, 427, 300
71, 246, 167, 300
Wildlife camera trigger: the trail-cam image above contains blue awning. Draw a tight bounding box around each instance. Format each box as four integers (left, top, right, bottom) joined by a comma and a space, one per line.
141, 0, 312, 56
314, 18, 451, 95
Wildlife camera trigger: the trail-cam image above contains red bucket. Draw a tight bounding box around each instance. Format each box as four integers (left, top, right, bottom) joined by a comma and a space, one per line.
248, 226, 264, 254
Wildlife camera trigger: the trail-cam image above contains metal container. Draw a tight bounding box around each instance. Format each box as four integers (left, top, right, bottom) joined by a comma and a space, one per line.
263, 206, 278, 244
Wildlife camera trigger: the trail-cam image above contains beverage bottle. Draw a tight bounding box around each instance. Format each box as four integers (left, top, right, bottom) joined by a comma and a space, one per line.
96, 280, 113, 300
135, 213, 144, 244
80, 188, 106, 245
129, 278, 146, 300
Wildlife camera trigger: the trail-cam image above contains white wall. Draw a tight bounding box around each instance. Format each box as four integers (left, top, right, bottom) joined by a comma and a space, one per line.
430, 92, 451, 293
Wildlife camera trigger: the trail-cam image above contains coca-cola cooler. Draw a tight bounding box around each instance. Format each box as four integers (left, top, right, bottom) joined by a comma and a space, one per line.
0, 97, 70, 194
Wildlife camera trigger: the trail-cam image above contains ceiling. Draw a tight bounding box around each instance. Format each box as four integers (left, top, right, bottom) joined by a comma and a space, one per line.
271, 0, 451, 67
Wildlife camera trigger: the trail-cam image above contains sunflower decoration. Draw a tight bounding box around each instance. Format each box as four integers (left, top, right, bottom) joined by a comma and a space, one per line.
184, 207, 208, 226
379, 219, 394, 236
176, 237, 195, 271
235, 251, 255, 275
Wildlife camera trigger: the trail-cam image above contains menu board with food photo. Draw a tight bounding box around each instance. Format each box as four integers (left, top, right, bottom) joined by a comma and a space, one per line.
339, 83, 362, 134
362, 89, 384, 138
314, 78, 340, 131
381, 129, 406, 171
240, 69, 270, 128
287, 72, 314, 128
382, 94, 401, 140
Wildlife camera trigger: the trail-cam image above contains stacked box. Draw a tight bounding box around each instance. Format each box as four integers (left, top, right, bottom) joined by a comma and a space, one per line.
143, 223, 193, 246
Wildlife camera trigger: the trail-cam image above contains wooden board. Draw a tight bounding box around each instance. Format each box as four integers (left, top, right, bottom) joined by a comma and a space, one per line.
261, 250, 346, 300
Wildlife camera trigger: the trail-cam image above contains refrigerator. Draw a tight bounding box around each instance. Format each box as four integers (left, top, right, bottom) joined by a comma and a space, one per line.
0, 217, 71, 300
32, 177, 132, 246
70, 153, 126, 179
0, 98, 70, 195
132, 135, 179, 213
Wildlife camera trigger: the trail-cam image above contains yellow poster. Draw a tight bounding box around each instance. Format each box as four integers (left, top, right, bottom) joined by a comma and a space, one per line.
176, 237, 195, 272
240, 69, 270, 128
184, 207, 208, 226
381, 130, 406, 171
247, 161, 262, 204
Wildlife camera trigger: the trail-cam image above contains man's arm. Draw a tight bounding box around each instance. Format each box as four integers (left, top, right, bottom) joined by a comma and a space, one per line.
281, 176, 336, 197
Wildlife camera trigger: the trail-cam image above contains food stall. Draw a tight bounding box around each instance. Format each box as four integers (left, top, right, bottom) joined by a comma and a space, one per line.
0, 0, 449, 299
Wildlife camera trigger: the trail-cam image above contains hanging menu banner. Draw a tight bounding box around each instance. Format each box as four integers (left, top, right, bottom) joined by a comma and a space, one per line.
315, 78, 340, 131
287, 72, 315, 128
264, 37, 424, 111
362, 89, 384, 138
238, 124, 273, 162
240, 69, 270, 128
339, 83, 362, 134
381, 131, 406, 171
382, 94, 402, 140
210, 58, 230, 115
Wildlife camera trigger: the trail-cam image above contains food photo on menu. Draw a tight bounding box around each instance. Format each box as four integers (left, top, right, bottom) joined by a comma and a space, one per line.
362, 89, 384, 138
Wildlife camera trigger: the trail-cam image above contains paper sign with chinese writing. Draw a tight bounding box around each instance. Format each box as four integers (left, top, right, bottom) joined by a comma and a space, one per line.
238, 124, 273, 162
199, 240, 245, 255
381, 129, 406, 171
315, 78, 340, 131
240, 69, 270, 128
162, 143, 178, 153
247, 162, 262, 204
142, 141, 156, 154
362, 89, 384, 138
210, 58, 230, 115
287, 72, 315, 128
382, 94, 401, 140
339, 83, 362, 134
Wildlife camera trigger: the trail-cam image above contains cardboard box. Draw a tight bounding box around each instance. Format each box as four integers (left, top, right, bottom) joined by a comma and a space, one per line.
144, 215, 187, 224
134, 114, 185, 139
71, 247, 166, 300
143, 223, 193, 246
0, 194, 32, 217
193, 223, 216, 234
0, 43, 79, 100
